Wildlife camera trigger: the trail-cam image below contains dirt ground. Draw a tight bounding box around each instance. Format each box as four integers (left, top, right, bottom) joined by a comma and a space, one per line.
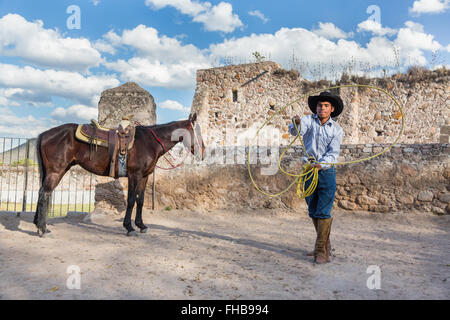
0, 208, 449, 300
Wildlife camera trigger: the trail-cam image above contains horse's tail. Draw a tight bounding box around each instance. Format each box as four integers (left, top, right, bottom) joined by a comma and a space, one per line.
35, 133, 46, 187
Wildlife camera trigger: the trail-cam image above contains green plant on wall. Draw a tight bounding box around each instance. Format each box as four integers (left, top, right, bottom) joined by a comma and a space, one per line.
252, 51, 265, 63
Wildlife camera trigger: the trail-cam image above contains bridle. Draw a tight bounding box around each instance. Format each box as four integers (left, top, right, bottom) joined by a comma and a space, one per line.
149, 120, 202, 170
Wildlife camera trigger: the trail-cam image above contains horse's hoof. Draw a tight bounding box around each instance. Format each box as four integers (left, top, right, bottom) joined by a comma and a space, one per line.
140, 227, 148, 234
37, 229, 52, 238
127, 230, 138, 237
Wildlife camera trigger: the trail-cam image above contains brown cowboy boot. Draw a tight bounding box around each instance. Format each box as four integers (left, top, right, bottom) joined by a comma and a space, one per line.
306, 218, 332, 257
314, 217, 333, 264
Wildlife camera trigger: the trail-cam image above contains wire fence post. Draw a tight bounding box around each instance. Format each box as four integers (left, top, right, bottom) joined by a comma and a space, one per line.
21, 139, 30, 213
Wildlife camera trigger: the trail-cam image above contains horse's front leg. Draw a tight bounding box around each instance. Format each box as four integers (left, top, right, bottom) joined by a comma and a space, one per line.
135, 175, 149, 233
123, 174, 140, 237
35, 172, 65, 237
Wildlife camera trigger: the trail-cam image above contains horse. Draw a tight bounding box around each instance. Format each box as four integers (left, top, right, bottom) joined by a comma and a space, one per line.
33, 113, 205, 237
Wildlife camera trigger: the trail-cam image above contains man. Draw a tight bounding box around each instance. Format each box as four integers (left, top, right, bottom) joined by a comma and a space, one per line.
288, 91, 344, 264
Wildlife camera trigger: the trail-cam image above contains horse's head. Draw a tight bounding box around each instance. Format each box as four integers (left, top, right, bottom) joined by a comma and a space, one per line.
183, 113, 205, 160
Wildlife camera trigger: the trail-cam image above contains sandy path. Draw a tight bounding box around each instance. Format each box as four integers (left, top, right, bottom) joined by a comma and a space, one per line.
0, 209, 449, 299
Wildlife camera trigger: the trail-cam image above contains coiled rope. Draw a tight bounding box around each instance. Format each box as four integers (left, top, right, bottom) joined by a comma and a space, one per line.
247, 84, 404, 199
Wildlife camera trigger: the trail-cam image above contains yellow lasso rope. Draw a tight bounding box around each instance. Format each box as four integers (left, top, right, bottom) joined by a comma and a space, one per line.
247, 84, 404, 199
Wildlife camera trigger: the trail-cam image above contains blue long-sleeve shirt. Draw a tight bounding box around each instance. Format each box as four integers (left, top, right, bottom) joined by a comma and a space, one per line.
288, 114, 344, 170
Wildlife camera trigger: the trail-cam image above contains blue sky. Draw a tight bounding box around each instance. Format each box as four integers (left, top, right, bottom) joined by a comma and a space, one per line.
0, 0, 448, 137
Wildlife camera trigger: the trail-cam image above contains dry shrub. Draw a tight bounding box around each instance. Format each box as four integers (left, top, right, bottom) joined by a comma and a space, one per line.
273, 68, 300, 80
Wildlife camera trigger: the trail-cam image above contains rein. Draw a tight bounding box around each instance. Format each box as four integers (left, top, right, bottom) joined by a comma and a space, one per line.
149, 120, 200, 170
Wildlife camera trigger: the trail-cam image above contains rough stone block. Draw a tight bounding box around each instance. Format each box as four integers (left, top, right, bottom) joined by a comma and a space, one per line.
440, 135, 449, 143
338, 200, 357, 210
438, 193, 450, 204
356, 195, 378, 205
417, 191, 434, 202
396, 194, 414, 205
369, 205, 390, 213
440, 125, 450, 135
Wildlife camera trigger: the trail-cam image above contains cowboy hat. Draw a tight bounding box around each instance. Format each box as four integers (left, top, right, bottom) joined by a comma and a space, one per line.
308, 91, 344, 118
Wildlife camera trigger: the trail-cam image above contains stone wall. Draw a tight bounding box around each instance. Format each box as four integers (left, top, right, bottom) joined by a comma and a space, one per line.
145, 144, 449, 215
191, 62, 449, 146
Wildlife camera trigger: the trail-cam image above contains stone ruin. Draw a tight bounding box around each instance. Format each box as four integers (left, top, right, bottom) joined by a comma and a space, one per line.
98, 82, 156, 127
91, 63, 449, 215
191, 61, 449, 146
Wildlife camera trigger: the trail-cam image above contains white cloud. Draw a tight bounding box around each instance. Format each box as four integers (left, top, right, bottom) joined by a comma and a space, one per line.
0, 14, 102, 72
159, 100, 190, 113
312, 22, 353, 39
209, 23, 445, 79
357, 19, 397, 36
409, 0, 449, 15
248, 10, 269, 23
105, 57, 207, 89
145, 0, 206, 16
210, 27, 364, 66
93, 39, 116, 55
90, 0, 101, 5
394, 21, 442, 65
145, 0, 243, 33
107, 25, 208, 63
0, 107, 51, 138
193, 2, 243, 33
0, 63, 119, 106
100, 19, 446, 85
51, 105, 98, 122
103, 25, 211, 89
0, 88, 53, 107
0, 89, 22, 107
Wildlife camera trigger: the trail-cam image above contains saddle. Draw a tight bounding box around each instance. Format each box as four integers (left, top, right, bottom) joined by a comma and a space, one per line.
75, 117, 136, 178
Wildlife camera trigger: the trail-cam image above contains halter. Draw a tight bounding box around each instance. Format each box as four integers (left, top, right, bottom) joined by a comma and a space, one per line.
149, 120, 202, 170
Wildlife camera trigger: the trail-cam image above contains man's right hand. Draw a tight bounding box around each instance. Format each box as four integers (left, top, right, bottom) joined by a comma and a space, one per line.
293, 115, 300, 125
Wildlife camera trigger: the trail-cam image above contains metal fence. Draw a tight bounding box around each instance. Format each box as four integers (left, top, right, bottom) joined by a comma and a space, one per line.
0, 137, 95, 217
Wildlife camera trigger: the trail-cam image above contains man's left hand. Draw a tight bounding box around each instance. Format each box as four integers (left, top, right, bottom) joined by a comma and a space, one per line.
311, 163, 322, 170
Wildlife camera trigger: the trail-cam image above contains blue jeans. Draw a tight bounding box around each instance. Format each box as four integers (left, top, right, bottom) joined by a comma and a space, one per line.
304, 166, 336, 219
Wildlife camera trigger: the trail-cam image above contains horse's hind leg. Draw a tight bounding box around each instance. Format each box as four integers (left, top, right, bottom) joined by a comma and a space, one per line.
35, 187, 51, 236
35, 172, 65, 237
134, 175, 149, 233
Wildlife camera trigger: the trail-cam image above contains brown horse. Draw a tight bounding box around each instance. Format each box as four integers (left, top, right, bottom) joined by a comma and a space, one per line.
33, 113, 205, 237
